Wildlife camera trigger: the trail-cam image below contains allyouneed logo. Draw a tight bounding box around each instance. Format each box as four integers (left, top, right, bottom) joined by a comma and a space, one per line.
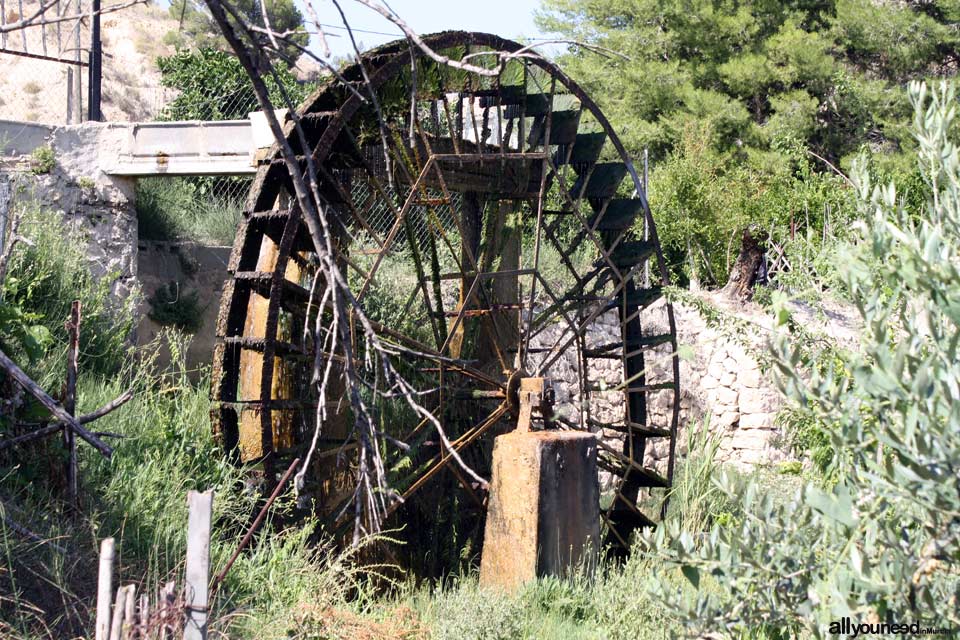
828, 617, 956, 636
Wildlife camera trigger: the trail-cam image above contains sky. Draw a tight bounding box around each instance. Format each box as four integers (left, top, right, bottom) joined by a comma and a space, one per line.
299, 0, 552, 59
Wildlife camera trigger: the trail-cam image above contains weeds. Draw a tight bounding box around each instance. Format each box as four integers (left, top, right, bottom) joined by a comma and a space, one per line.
0, 203, 371, 638
28, 147, 55, 175
136, 177, 245, 246
147, 281, 205, 332
1, 204, 136, 380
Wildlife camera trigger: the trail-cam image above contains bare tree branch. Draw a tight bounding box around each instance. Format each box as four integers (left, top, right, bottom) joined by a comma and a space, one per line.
0, 0, 148, 34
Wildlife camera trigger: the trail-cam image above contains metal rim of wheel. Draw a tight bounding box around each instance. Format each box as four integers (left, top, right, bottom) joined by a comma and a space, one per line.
211, 31, 681, 564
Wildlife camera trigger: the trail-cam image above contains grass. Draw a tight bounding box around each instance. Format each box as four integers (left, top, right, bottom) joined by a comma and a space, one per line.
0, 335, 377, 639
0, 203, 376, 639
1, 203, 136, 381
380, 420, 750, 640
136, 177, 246, 246
28, 147, 55, 175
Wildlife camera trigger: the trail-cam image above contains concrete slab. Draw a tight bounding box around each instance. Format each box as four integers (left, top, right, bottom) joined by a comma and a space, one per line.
109, 120, 256, 176
480, 430, 599, 591
0, 119, 55, 156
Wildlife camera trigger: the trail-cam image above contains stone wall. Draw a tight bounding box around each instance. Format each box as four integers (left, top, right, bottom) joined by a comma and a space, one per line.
1, 121, 138, 301
533, 294, 791, 471
640, 296, 786, 469
136, 241, 231, 376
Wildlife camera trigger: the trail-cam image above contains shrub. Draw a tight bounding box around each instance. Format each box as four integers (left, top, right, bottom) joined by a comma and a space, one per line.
147, 281, 205, 333
28, 146, 55, 175
643, 81, 960, 636
2, 204, 136, 380
157, 48, 308, 121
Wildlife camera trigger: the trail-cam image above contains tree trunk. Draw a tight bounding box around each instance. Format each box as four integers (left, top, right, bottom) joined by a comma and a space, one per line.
722, 228, 766, 302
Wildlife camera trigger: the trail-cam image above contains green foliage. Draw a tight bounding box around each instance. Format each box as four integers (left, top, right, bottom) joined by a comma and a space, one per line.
166, 0, 307, 63
427, 580, 527, 640
408, 418, 768, 640
641, 81, 960, 636
147, 281, 205, 333
538, 0, 946, 160
28, 146, 55, 175
776, 406, 835, 475
1, 334, 364, 638
833, 0, 959, 78
2, 205, 136, 379
538, 0, 953, 284
651, 131, 856, 287
0, 194, 365, 637
0, 299, 50, 364
157, 48, 308, 121
136, 176, 244, 245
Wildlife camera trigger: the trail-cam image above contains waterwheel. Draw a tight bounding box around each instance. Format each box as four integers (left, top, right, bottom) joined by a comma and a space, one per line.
211, 32, 681, 567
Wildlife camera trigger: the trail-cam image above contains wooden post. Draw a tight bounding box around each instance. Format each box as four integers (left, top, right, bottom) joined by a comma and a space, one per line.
121, 584, 136, 640
64, 300, 81, 506
95, 537, 115, 640
184, 490, 213, 640
108, 585, 126, 640
159, 580, 175, 640
138, 593, 149, 640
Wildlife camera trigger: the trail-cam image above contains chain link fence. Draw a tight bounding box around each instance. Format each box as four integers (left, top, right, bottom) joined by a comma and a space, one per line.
349, 181, 459, 251
136, 175, 251, 247
0, 0, 90, 123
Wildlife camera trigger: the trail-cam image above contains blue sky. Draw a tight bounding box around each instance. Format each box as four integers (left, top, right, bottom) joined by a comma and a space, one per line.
300, 0, 551, 58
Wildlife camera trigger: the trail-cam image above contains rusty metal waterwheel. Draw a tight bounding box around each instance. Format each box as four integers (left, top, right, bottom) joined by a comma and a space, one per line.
211, 32, 681, 567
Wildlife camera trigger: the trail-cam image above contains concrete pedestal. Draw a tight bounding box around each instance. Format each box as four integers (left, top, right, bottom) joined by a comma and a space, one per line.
479, 430, 599, 591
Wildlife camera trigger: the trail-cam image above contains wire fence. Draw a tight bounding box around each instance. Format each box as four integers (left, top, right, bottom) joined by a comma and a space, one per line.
348, 180, 460, 251
0, 0, 90, 123
136, 175, 251, 247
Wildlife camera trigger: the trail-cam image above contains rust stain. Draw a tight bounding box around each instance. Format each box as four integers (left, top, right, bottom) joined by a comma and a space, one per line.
155, 151, 169, 172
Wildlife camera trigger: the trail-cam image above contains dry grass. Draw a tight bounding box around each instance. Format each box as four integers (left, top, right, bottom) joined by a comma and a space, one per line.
291, 605, 426, 640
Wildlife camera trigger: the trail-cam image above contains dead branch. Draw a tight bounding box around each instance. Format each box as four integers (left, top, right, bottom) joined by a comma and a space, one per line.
0, 348, 112, 457
0, 501, 66, 553
1, 388, 134, 451
0, 0, 149, 34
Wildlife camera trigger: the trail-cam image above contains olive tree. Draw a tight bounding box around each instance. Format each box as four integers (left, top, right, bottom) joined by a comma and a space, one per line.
644, 81, 960, 637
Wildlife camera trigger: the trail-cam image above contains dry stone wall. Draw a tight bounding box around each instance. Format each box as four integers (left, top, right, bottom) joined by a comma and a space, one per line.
533, 294, 791, 471
640, 297, 786, 469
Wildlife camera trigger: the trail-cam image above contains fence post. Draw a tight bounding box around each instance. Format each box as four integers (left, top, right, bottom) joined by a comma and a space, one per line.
108, 583, 126, 640
64, 300, 81, 506
71, 0, 82, 123
95, 537, 115, 640
87, 0, 102, 121
184, 490, 213, 640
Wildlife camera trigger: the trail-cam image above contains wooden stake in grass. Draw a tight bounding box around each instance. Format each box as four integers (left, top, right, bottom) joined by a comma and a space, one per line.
64, 300, 81, 506
138, 593, 149, 640
95, 537, 115, 640
108, 584, 126, 640
184, 490, 213, 640
121, 584, 136, 640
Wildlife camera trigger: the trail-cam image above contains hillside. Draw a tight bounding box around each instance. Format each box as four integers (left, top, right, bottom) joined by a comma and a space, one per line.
0, 2, 180, 123
0, 1, 323, 125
